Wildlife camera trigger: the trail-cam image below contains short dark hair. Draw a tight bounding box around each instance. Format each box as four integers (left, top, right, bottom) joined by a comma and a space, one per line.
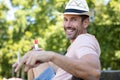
81, 15, 89, 22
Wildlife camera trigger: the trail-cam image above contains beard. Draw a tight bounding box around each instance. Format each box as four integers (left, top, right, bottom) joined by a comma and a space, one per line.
64, 25, 85, 40
64, 27, 78, 40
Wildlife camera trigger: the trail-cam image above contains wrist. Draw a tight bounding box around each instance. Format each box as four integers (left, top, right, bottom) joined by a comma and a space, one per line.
48, 51, 56, 62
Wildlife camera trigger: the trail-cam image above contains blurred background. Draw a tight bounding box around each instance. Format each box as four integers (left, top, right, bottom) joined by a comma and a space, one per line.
0, 0, 120, 79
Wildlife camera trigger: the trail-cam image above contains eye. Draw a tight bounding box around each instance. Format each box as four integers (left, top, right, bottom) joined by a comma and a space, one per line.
64, 18, 68, 21
71, 18, 77, 21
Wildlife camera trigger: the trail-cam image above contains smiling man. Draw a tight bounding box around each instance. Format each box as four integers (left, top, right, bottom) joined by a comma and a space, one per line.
13, 0, 101, 80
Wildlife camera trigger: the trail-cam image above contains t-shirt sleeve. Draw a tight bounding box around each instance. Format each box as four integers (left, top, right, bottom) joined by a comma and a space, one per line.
74, 35, 100, 59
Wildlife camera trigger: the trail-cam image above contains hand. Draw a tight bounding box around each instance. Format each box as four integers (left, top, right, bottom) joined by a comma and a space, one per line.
12, 50, 54, 72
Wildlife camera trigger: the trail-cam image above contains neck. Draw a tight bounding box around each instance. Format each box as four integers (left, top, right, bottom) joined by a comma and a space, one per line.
70, 40, 74, 43
70, 32, 87, 43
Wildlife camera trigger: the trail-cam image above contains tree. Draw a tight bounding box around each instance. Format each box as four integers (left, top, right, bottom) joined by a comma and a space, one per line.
0, 0, 68, 79
0, 0, 120, 79
88, 0, 120, 69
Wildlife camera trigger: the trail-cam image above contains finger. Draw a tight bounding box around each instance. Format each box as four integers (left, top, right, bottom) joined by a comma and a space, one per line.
27, 53, 41, 66
14, 51, 32, 72
29, 55, 37, 66
24, 65, 31, 72
15, 60, 25, 72
15, 54, 28, 72
26, 55, 32, 65
32, 63, 41, 67
12, 62, 18, 68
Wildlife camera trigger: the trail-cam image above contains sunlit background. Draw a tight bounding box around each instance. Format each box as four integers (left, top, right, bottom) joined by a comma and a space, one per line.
0, 0, 120, 79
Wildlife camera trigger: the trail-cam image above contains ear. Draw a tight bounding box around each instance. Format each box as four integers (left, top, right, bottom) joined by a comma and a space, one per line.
83, 18, 89, 29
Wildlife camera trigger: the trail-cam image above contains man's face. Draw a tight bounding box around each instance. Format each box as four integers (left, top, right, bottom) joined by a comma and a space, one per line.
63, 14, 86, 40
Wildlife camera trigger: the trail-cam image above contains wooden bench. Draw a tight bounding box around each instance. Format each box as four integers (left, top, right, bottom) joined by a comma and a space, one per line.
72, 70, 120, 80
100, 70, 120, 80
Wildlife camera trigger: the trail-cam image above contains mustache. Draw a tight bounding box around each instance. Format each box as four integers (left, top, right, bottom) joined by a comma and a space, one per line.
64, 27, 76, 30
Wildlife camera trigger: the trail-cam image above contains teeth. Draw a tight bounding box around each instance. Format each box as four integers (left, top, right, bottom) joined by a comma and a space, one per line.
67, 29, 73, 32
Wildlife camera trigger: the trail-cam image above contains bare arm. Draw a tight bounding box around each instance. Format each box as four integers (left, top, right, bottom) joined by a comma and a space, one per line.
13, 51, 100, 80
51, 52, 101, 80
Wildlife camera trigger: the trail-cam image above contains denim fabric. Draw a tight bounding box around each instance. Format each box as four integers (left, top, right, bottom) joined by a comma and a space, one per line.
34, 66, 55, 80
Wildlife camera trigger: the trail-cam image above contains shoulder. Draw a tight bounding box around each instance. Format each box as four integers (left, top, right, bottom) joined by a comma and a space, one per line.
75, 33, 97, 45
74, 33, 101, 57
77, 33, 95, 40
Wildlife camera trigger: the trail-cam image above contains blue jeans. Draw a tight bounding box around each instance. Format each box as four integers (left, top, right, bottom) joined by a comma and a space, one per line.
34, 66, 55, 80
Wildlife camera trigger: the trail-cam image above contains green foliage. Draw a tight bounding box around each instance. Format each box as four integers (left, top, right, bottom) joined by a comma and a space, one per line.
90, 0, 120, 70
0, 0, 120, 79
0, 0, 68, 79
88, 24, 120, 70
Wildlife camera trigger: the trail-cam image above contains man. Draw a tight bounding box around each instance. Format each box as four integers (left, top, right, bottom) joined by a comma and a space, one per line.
13, 0, 101, 80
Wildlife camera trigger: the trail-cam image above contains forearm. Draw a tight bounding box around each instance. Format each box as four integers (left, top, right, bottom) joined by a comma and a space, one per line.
13, 50, 100, 80
49, 51, 101, 80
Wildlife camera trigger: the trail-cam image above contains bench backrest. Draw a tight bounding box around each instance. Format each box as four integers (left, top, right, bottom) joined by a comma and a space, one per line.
72, 70, 120, 80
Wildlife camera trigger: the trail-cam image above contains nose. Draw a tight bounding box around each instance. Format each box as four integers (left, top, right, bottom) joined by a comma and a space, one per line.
64, 21, 71, 28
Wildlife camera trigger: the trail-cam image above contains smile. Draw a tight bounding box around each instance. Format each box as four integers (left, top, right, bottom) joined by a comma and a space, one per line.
65, 27, 76, 35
